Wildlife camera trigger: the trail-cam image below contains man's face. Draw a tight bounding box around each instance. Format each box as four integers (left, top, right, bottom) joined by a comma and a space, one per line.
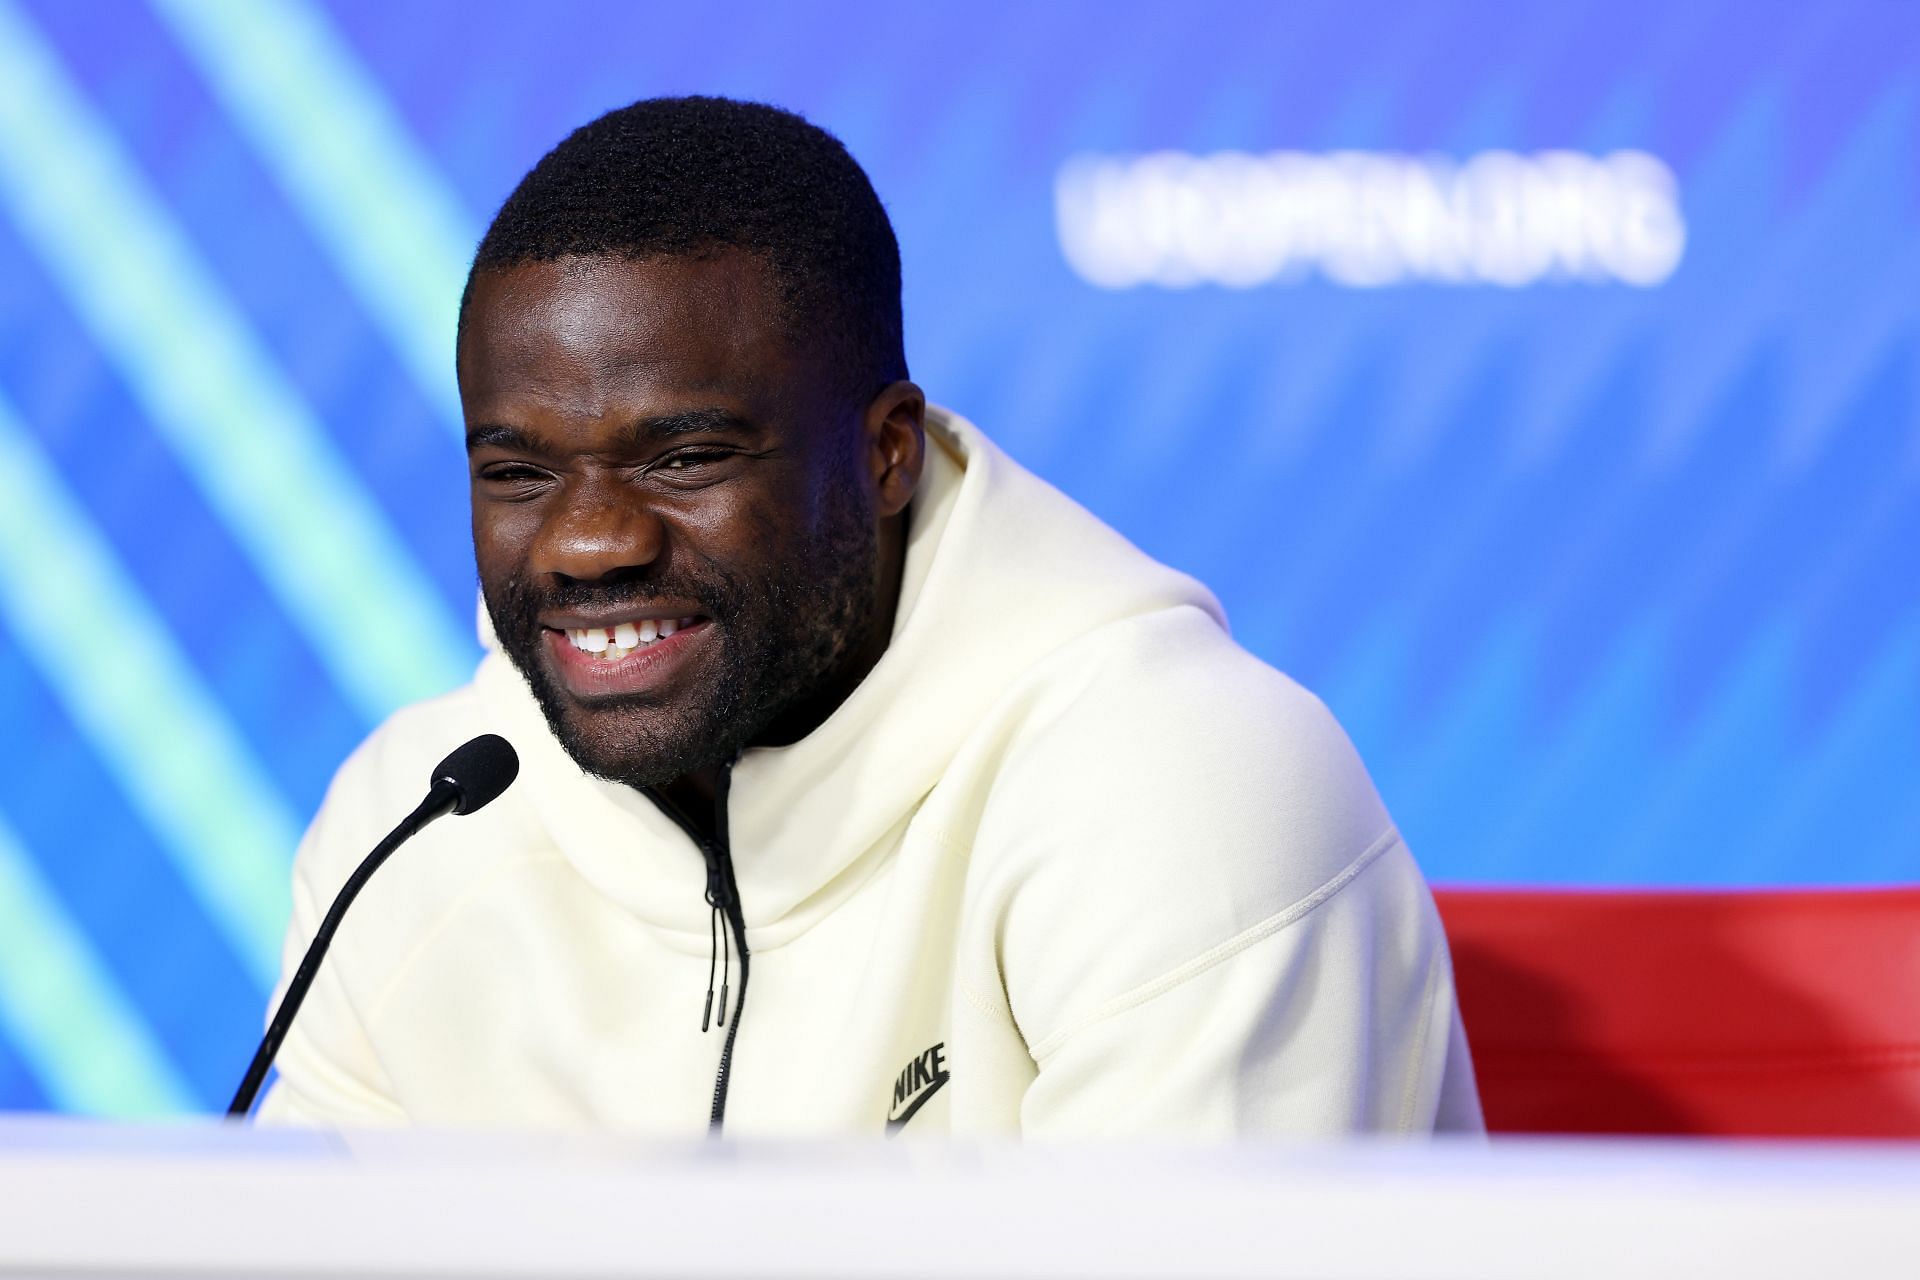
458, 251, 883, 790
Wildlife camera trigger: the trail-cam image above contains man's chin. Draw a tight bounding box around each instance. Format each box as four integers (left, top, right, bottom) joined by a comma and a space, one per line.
526, 675, 735, 791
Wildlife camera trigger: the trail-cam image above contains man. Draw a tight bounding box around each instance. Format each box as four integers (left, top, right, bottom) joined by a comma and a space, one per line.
260, 96, 1481, 1137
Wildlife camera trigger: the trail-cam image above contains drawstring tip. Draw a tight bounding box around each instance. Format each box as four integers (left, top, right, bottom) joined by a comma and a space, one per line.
718, 982, 729, 1027
701, 989, 714, 1033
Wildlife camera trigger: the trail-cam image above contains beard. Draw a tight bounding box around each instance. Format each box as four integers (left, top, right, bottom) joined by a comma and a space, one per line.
483, 481, 880, 791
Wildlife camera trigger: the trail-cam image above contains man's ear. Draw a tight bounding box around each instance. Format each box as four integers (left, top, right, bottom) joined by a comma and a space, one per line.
864, 381, 925, 519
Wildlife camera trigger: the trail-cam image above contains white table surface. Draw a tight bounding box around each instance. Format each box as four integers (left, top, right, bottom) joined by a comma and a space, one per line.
2, 1117, 1917, 1278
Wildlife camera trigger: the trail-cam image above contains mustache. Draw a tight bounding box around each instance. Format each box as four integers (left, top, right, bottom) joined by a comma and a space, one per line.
489, 567, 744, 628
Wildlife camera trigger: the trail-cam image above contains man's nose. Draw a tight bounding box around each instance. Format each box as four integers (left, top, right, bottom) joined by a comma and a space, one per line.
531, 482, 666, 582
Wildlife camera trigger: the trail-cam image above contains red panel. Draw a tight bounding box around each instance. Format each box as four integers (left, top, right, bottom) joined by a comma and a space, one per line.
1432, 887, 1920, 1137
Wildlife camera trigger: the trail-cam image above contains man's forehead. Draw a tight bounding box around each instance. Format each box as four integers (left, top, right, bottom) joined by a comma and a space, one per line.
466, 251, 781, 342
458, 250, 802, 399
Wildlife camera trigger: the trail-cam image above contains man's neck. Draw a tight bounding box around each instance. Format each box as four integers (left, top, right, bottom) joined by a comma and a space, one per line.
648, 503, 912, 846
657, 769, 724, 842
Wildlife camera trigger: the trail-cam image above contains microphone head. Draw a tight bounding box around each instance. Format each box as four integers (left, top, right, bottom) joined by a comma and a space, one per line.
430, 734, 519, 815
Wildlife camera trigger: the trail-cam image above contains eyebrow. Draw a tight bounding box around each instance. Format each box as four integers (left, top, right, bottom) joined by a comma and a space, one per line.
465, 407, 758, 454
623, 407, 759, 444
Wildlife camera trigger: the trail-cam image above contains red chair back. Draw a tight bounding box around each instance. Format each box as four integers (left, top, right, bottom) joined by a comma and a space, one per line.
1432, 887, 1920, 1137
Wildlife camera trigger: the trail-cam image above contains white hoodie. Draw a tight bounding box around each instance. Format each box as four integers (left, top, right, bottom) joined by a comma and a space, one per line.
260, 409, 1482, 1138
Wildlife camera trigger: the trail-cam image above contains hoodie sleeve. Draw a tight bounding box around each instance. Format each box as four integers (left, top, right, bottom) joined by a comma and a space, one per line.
966, 607, 1483, 1137
1012, 834, 1483, 1135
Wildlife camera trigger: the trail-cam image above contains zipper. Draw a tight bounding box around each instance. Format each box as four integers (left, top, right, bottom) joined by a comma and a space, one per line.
645, 762, 750, 1134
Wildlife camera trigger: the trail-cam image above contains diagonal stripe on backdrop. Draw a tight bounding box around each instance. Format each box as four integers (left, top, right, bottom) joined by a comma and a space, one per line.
153, 0, 477, 432
0, 808, 199, 1115
0, 390, 297, 986
0, 0, 471, 724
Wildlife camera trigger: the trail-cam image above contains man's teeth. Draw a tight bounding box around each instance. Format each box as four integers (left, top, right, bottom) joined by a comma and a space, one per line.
565, 618, 696, 660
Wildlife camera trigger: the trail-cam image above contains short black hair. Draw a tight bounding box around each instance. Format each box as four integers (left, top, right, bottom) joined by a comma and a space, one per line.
461, 95, 906, 402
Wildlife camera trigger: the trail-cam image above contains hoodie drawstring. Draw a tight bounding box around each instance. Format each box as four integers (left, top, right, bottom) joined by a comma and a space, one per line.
702, 902, 732, 1030
702, 900, 719, 1032
701, 860, 734, 1031
647, 763, 749, 1132
717, 902, 731, 1028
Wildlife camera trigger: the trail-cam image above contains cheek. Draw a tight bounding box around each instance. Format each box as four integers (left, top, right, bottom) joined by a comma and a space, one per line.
471, 505, 539, 580
658, 482, 786, 559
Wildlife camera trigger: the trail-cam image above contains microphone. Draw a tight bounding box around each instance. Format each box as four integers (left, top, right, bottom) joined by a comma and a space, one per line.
429, 732, 520, 815
226, 733, 519, 1117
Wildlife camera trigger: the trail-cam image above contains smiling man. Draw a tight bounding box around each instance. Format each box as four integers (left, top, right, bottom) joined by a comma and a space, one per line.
259, 97, 1481, 1137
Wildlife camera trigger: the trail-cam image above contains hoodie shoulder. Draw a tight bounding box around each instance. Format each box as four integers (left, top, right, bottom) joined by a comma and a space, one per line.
990, 605, 1391, 875
968, 604, 1404, 993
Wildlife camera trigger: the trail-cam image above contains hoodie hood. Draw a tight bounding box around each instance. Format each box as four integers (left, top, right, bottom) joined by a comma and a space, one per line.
474, 407, 1222, 949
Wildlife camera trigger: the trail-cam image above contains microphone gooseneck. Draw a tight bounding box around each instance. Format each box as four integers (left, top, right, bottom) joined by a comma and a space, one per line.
226, 734, 519, 1118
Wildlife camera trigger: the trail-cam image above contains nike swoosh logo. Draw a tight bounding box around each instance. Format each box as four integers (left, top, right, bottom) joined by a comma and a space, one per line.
884, 1071, 949, 1134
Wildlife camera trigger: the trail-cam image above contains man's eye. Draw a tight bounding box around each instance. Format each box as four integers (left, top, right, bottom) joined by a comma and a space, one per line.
478, 464, 552, 492
657, 449, 732, 473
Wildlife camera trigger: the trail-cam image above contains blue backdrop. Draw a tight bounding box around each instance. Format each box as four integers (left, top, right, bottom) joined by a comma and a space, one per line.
0, 0, 1914, 1114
